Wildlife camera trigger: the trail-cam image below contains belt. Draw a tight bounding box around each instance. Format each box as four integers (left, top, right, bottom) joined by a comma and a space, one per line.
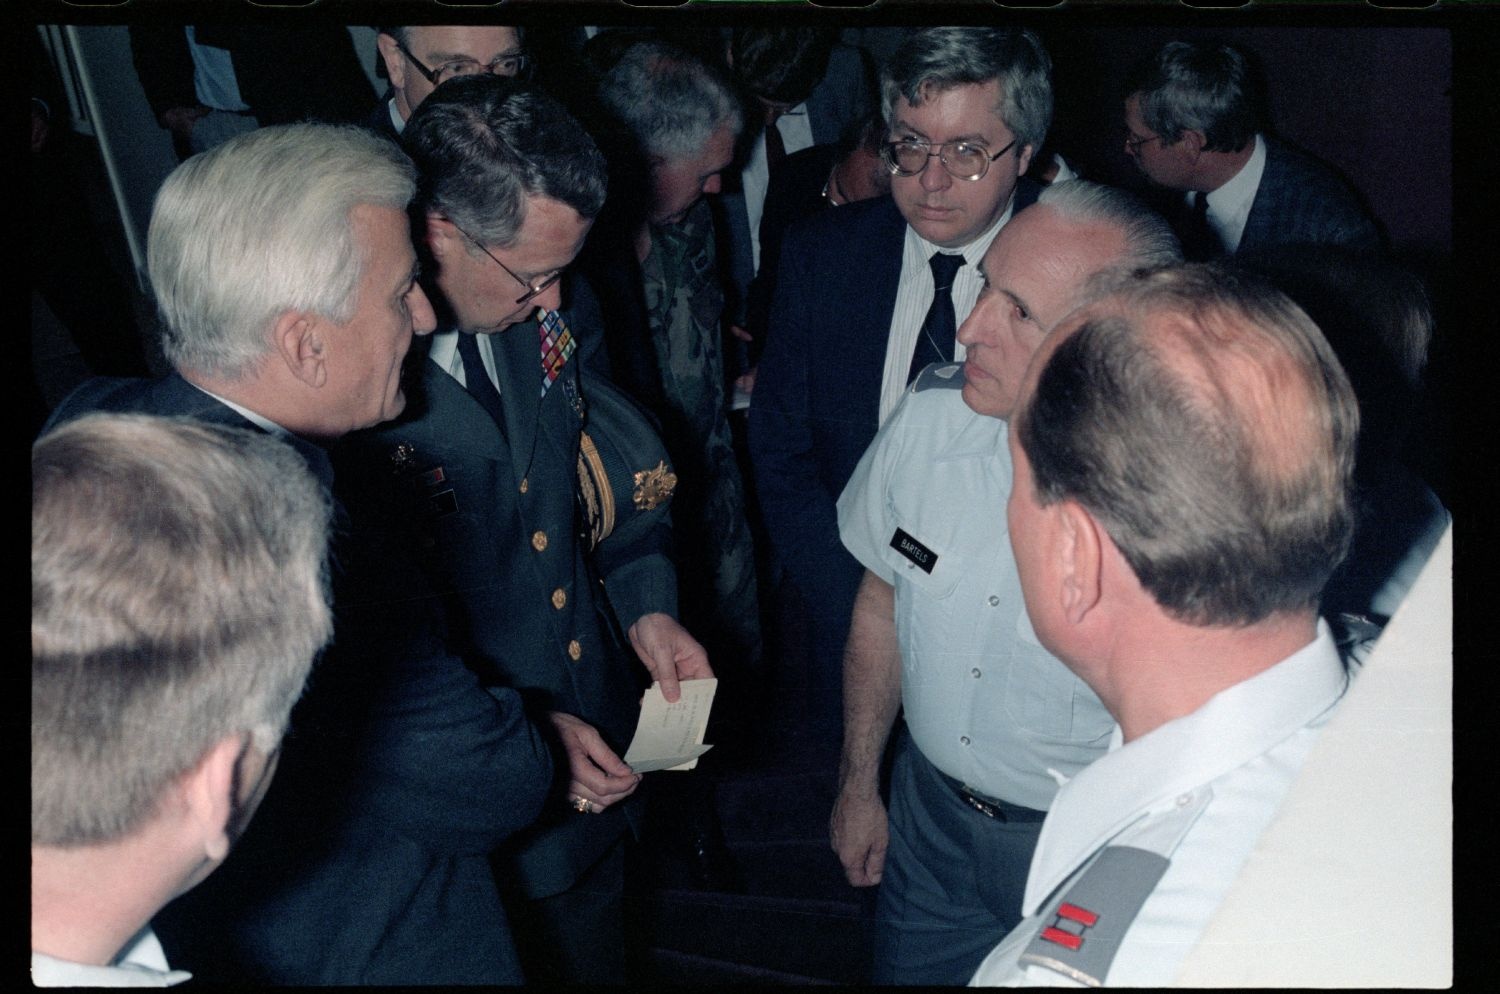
936, 769, 1047, 823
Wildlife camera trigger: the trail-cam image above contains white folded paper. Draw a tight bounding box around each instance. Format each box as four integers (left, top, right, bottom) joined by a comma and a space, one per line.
623, 678, 716, 773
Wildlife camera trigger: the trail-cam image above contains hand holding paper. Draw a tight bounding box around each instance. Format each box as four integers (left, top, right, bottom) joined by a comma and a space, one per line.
624, 678, 717, 773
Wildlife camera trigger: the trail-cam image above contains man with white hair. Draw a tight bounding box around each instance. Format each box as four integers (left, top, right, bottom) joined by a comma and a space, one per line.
972, 263, 1357, 985
31, 414, 333, 987
45, 123, 552, 985
834, 181, 1181, 984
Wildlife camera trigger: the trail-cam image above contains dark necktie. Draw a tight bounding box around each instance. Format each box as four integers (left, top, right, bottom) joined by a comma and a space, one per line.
907, 252, 966, 384
764, 119, 787, 174
1182, 190, 1221, 260
456, 332, 506, 430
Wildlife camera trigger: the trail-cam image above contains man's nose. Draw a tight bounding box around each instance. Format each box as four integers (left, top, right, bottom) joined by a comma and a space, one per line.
533, 280, 565, 314
410, 283, 438, 336
919, 154, 952, 193
956, 298, 993, 348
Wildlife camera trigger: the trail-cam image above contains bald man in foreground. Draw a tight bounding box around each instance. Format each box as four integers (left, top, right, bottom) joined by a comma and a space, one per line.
972, 263, 1359, 986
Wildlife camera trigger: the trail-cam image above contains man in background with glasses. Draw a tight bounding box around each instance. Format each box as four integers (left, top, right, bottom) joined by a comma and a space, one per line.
370, 24, 529, 139
335, 75, 711, 984
1122, 40, 1381, 261
748, 25, 1048, 762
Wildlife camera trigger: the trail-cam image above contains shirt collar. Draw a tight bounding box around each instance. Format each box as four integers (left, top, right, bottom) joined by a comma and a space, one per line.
1023, 619, 1347, 911
1204, 133, 1266, 219
32, 926, 192, 987
387, 96, 406, 135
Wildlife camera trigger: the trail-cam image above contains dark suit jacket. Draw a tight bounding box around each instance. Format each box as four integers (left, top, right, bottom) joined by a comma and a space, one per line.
334, 287, 679, 900
46, 373, 551, 985
1198, 137, 1382, 259
717, 43, 877, 324
747, 183, 1039, 669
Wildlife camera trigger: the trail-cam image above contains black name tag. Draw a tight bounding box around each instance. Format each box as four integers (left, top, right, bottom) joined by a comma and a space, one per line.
890, 528, 937, 573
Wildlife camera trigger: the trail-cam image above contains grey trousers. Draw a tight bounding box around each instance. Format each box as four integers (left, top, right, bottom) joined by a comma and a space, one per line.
872, 734, 1046, 985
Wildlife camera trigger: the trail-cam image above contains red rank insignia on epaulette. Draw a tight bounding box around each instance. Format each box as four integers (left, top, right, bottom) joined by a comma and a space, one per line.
1039, 901, 1099, 952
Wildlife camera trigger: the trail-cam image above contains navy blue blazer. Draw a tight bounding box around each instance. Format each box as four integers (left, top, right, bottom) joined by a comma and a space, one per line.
747, 183, 1038, 666
45, 374, 550, 985
1238, 138, 1383, 256
334, 284, 680, 900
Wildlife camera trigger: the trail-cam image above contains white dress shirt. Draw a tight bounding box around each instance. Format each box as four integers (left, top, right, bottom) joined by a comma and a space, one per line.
429, 328, 501, 394
33, 927, 192, 987
970, 623, 1347, 987
741, 107, 815, 273
1194, 133, 1267, 254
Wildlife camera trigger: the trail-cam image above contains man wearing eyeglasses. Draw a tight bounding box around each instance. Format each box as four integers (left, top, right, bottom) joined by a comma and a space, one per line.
748, 26, 1048, 755
371, 25, 529, 139
335, 75, 710, 984
1122, 40, 1381, 261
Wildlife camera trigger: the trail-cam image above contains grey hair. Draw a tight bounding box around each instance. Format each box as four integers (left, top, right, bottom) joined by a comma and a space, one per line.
598, 39, 744, 161
150, 123, 416, 381
1125, 41, 1259, 152
1038, 180, 1183, 274
404, 76, 607, 249
32, 414, 334, 846
880, 27, 1053, 153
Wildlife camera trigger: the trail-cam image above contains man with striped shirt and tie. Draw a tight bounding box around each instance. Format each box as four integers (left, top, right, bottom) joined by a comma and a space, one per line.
333, 74, 710, 984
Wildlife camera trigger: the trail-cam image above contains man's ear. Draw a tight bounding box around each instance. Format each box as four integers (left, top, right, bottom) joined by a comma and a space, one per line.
1016, 143, 1035, 179
1180, 128, 1208, 158
182, 735, 244, 864
424, 213, 460, 258
1056, 500, 1103, 626
376, 32, 407, 93
272, 310, 327, 390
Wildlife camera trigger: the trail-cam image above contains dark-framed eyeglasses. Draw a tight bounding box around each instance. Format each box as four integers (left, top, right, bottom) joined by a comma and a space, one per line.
396, 41, 530, 86
1124, 131, 1164, 155
881, 137, 1019, 181
450, 220, 563, 305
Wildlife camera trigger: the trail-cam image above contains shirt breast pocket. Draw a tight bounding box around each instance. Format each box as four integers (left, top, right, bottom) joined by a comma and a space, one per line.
880, 517, 977, 668
1002, 621, 1114, 742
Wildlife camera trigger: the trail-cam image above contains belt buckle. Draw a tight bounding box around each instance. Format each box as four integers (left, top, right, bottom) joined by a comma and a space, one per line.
958, 785, 1005, 821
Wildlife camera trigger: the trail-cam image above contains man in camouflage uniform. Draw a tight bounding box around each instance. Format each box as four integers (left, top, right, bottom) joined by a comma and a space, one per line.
595, 40, 762, 680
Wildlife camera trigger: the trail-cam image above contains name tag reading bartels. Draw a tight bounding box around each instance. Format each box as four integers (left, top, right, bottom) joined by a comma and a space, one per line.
890, 528, 937, 574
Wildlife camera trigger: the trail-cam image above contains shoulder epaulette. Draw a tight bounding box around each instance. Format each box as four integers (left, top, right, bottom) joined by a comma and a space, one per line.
1018, 845, 1169, 986
911, 362, 965, 393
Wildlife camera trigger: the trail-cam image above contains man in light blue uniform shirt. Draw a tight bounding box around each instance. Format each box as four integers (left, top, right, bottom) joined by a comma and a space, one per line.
971, 263, 1358, 986
833, 181, 1181, 984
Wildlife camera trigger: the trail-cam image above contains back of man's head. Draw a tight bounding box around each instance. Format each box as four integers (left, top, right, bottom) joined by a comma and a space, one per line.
598, 38, 745, 162
1016, 263, 1358, 626
32, 414, 334, 848
403, 75, 608, 250
881, 27, 1053, 154
729, 27, 839, 107
1124, 40, 1261, 152
151, 123, 416, 382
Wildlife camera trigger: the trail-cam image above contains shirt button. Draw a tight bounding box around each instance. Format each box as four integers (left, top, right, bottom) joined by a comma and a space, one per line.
519, 478, 529, 494
971, 668, 981, 678
551, 588, 567, 610
532, 530, 548, 552
1176, 793, 1193, 807
988, 595, 1000, 607
568, 639, 582, 661
960, 735, 971, 746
